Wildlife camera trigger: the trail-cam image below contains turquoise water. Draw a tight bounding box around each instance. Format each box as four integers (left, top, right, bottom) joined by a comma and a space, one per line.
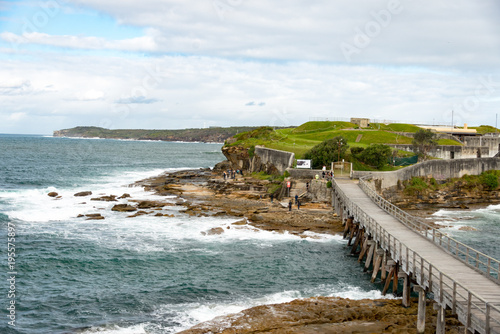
0, 135, 384, 334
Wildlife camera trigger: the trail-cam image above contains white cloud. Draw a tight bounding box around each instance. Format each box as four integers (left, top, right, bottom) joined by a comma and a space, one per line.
115, 96, 160, 104
1, 31, 157, 52
8, 112, 27, 121
1, 52, 498, 134
75, 89, 105, 101
0, 79, 33, 95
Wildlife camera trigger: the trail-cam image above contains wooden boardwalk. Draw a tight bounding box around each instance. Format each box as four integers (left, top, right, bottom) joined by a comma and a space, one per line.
332, 178, 500, 334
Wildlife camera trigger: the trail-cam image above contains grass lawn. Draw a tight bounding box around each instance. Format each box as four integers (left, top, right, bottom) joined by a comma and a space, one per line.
226, 121, 464, 159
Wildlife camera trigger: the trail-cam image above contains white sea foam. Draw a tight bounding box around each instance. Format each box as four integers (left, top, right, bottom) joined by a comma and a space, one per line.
81, 323, 148, 334
1, 166, 340, 254
76, 283, 394, 334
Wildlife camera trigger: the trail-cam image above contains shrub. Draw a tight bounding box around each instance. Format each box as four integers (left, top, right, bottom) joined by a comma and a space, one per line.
429, 177, 438, 188
350, 147, 365, 156
304, 136, 349, 169
481, 172, 499, 191
326, 181, 332, 188
248, 145, 255, 158
358, 144, 392, 169
404, 177, 429, 195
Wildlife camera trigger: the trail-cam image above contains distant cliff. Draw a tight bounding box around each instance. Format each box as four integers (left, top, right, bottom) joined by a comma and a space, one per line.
53, 126, 262, 143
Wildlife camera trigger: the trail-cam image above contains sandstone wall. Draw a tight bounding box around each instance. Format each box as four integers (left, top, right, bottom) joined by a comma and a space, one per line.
252, 146, 295, 174
307, 179, 332, 203
353, 158, 500, 190
222, 145, 294, 174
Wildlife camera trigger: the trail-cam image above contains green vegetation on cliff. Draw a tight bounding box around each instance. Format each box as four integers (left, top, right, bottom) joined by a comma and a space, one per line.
53, 126, 267, 143
404, 171, 500, 196
470, 125, 500, 135
224, 121, 463, 160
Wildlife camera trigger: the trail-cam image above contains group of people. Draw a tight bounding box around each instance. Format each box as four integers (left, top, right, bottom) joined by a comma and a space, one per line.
322, 170, 334, 180
222, 169, 243, 180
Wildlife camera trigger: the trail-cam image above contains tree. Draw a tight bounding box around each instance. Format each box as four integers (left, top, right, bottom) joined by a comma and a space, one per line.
304, 136, 349, 169
412, 129, 437, 161
359, 144, 392, 169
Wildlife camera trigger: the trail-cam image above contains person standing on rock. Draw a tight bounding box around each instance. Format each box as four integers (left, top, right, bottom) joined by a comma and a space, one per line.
288, 200, 292, 211
270, 194, 274, 203
223, 171, 226, 180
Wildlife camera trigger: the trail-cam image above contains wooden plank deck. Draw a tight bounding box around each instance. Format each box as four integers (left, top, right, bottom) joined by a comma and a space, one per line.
335, 178, 500, 334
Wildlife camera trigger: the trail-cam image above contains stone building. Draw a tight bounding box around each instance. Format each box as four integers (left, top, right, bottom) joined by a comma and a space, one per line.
350, 118, 370, 128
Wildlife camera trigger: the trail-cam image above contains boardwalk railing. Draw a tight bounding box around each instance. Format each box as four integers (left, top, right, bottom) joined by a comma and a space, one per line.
358, 176, 500, 283
332, 178, 500, 334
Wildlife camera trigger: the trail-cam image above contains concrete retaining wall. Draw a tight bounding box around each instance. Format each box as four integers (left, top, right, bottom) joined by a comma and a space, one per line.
464, 136, 500, 157
353, 158, 500, 189
389, 144, 488, 159
253, 146, 295, 174
286, 168, 323, 179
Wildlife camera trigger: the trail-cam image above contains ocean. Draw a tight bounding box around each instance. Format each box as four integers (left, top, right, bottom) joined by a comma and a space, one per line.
0, 135, 388, 334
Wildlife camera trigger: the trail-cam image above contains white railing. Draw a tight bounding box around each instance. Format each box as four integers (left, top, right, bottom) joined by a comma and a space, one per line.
332, 178, 500, 334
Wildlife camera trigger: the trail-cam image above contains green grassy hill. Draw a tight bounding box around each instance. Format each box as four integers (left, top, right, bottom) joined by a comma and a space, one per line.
225, 121, 464, 158
470, 125, 500, 135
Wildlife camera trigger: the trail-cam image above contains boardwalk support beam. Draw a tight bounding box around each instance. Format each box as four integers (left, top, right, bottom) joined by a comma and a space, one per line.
414, 285, 426, 334
433, 303, 445, 334
398, 272, 411, 307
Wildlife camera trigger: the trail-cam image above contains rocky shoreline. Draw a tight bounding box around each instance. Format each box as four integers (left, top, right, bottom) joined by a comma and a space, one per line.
133, 167, 344, 236
178, 297, 462, 334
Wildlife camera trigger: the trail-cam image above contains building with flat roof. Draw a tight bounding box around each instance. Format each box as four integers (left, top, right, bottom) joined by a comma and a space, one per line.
350, 118, 370, 128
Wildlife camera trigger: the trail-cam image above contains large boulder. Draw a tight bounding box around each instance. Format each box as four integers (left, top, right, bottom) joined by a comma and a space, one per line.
74, 191, 92, 197
85, 213, 105, 220
91, 195, 117, 202
136, 200, 173, 209
111, 204, 137, 212
47, 192, 58, 197
204, 227, 225, 235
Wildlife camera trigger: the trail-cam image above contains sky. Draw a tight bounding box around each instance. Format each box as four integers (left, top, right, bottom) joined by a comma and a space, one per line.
1, 0, 499, 134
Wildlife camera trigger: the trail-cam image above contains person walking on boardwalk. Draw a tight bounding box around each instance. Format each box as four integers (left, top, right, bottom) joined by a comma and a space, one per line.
294, 194, 298, 204
288, 200, 292, 211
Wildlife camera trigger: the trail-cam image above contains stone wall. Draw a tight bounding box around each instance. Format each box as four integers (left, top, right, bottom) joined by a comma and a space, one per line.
222, 145, 295, 174
353, 158, 500, 190
389, 144, 488, 159
252, 146, 295, 174
307, 179, 332, 203
286, 168, 323, 179
463, 136, 500, 157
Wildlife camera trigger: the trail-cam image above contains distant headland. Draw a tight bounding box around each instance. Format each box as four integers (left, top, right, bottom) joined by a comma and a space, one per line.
53, 126, 268, 143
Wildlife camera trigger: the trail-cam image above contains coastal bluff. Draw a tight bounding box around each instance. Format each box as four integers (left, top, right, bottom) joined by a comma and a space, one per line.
53, 126, 264, 143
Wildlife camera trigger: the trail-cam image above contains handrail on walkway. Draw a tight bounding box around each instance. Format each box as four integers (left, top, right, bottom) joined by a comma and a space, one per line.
357, 176, 500, 283
332, 177, 500, 334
